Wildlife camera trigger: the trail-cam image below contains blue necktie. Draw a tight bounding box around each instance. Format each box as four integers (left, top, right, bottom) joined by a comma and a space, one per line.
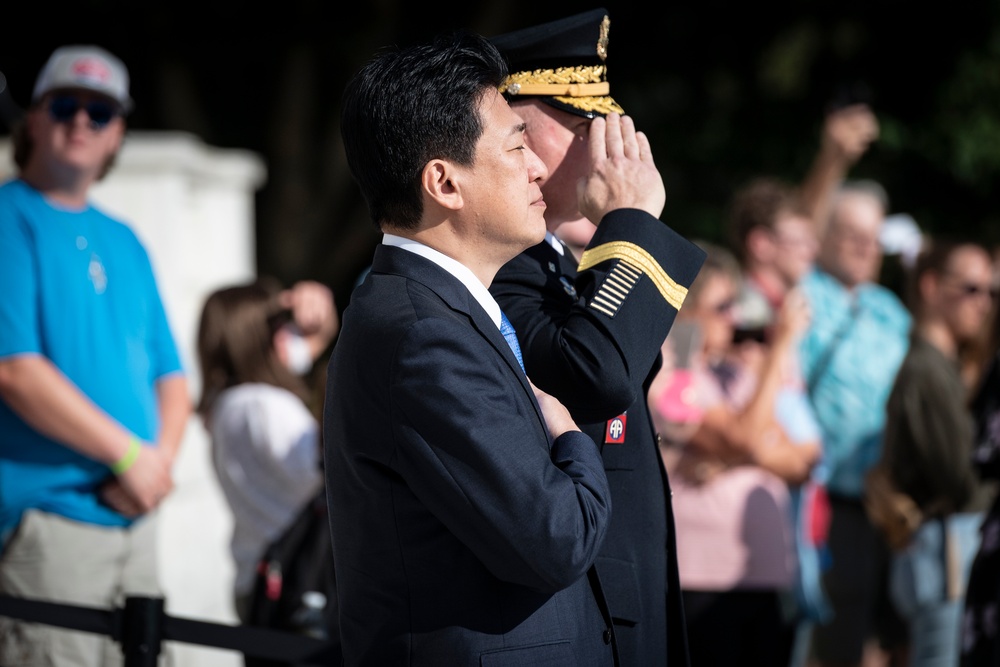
499, 311, 525, 373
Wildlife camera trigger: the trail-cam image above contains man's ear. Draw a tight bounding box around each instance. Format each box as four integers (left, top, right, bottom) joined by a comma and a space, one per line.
421, 159, 463, 212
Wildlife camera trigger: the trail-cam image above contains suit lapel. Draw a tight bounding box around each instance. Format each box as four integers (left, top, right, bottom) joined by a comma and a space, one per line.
372, 245, 545, 433
466, 304, 535, 398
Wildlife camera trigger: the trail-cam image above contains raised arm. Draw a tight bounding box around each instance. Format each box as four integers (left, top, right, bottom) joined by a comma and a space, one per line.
492, 113, 705, 422
798, 104, 879, 238
683, 289, 820, 484
279, 280, 339, 360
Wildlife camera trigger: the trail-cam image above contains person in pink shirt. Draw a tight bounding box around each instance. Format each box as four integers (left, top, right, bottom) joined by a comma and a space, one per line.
653, 241, 821, 667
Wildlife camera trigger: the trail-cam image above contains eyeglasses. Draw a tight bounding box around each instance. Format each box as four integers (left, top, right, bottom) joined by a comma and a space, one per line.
834, 228, 881, 250
47, 95, 121, 130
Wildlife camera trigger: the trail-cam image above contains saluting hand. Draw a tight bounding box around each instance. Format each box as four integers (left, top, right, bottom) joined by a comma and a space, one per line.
577, 112, 666, 224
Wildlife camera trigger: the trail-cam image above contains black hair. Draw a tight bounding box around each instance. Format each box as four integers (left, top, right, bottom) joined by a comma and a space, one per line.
340, 30, 508, 231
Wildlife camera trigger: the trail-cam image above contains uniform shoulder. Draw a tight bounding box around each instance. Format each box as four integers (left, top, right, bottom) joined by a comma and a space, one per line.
496, 240, 554, 275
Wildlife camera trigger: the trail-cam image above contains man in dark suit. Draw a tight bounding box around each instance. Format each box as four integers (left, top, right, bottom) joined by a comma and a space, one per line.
325, 29, 667, 665
489, 10, 707, 665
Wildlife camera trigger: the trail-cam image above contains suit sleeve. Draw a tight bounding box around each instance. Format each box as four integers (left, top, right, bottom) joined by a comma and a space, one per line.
491, 210, 706, 423
389, 315, 611, 593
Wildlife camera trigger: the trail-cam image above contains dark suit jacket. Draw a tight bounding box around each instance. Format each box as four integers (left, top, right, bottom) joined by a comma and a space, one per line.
491, 210, 706, 666
324, 244, 617, 666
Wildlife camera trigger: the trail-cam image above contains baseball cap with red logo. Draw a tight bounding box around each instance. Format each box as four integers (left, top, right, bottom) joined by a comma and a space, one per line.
32, 45, 132, 113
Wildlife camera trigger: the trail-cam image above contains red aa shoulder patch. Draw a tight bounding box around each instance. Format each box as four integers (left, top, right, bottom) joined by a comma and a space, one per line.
604, 412, 627, 444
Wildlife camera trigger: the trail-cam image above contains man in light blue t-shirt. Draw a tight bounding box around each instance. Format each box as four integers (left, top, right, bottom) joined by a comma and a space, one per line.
0, 45, 189, 666
800, 180, 912, 667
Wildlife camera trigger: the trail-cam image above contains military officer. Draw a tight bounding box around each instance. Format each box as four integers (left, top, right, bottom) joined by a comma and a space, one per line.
490, 9, 706, 666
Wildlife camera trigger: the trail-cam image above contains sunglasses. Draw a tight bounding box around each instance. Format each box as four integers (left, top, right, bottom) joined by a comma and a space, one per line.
952, 282, 999, 301
47, 95, 121, 130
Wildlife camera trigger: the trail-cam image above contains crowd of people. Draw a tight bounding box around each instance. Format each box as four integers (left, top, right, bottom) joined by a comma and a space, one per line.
647, 93, 1000, 667
1, 8, 999, 667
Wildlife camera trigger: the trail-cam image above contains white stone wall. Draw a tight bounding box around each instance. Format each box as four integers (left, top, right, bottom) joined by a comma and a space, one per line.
0, 131, 265, 666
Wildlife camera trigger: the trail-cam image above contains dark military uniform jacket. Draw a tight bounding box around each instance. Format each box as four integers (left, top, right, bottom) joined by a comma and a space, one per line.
491, 208, 705, 666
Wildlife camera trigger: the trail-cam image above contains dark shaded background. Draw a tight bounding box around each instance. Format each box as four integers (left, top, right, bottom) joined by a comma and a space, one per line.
3, 1, 1000, 311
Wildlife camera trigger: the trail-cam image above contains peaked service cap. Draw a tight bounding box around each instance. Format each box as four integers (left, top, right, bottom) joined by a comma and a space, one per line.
490, 8, 623, 119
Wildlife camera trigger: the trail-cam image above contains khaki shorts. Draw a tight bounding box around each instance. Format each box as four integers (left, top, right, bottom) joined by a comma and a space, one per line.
0, 509, 164, 667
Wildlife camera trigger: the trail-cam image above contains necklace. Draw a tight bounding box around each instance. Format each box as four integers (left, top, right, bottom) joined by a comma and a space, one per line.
72, 230, 107, 295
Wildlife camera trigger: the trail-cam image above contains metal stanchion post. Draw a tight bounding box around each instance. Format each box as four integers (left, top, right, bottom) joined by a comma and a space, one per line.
121, 596, 164, 667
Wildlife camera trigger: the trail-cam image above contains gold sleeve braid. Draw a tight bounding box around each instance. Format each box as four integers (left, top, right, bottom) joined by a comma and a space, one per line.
578, 241, 689, 314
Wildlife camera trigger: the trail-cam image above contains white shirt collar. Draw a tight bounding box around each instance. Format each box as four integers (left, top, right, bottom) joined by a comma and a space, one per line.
382, 233, 503, 328
544, 231, 566, 256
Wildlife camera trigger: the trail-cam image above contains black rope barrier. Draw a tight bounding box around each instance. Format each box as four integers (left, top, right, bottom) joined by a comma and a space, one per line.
0, 593, 341, 667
